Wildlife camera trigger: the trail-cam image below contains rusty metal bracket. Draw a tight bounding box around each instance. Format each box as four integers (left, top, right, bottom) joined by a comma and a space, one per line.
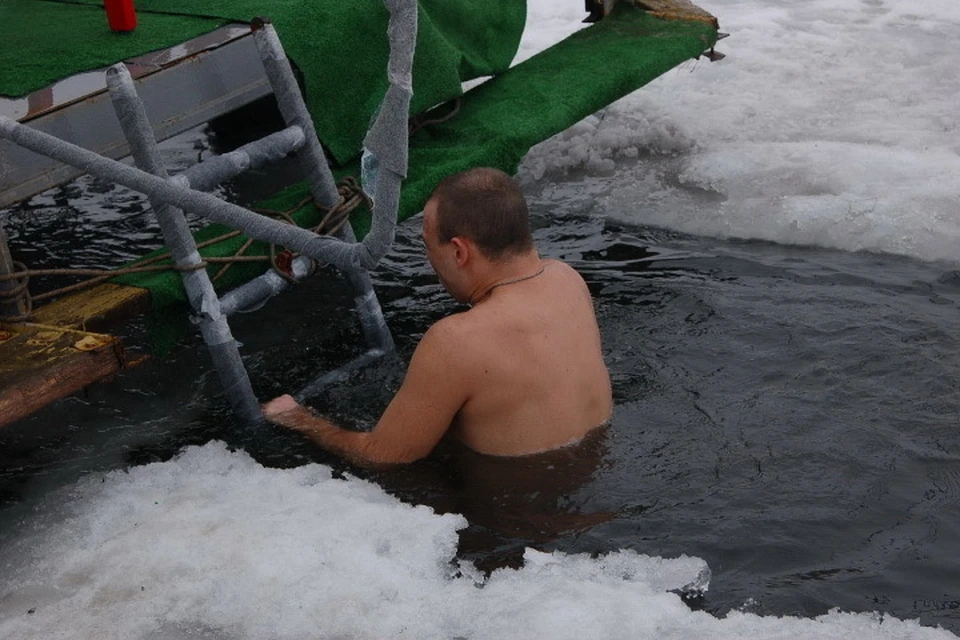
702, 32, 729, 62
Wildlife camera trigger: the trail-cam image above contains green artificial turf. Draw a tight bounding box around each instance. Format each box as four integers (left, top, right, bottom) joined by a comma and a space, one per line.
5, 0, 525, 164
0, 1, 221, 97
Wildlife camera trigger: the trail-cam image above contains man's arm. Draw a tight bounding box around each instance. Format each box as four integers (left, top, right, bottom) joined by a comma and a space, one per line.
263, 320, 469, 467
262, 396, 380, 467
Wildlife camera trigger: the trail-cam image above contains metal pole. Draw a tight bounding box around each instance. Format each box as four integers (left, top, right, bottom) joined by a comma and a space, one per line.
294, 348, 388, 403
337, 0, 416, 355
251, 20, 339, 210
0, 222, 27, 320
252, 18, 398, 360
0, 115, 361, 272
107, 64, 261, 423
174, 125, 305, 193
336, 223, 394, 353
218, 255, 314, 316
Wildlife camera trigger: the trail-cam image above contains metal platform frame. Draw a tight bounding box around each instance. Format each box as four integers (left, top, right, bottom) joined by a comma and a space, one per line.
0, 25, 275, 210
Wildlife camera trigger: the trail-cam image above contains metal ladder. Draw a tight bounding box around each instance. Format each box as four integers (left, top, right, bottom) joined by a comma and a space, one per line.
0, 0, 417, 423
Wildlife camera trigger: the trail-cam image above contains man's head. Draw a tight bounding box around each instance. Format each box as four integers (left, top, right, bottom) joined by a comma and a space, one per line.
427, 167, 534, 260
422, 168, 536, 302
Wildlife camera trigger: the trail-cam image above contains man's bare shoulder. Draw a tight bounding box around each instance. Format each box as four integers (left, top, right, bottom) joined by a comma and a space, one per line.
410, 314, 484, 394
543, 258, 573, 271
417, 313, 477, 359
424, 311, 471, 339
543, 259, 591, 296
420, 309, 491, 365
544, 258, 586, 279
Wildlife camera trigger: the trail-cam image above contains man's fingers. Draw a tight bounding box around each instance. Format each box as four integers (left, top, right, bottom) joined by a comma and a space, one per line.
262, 394, 301, 417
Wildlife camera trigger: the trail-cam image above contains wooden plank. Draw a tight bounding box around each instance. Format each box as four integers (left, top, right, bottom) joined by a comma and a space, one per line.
0, 322, 126, 428
32, 283, 152, 333
634, 0, 719, 27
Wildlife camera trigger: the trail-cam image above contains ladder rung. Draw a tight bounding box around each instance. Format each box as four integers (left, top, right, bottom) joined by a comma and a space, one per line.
219, 255, 314, 316
176, 125, 304, 192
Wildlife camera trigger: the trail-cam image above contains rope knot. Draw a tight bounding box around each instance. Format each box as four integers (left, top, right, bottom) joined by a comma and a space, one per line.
313, 176, 371, 236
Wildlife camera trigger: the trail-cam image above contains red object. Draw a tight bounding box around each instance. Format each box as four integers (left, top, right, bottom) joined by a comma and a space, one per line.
274, 250, 294, 277
105, 0, 137, 32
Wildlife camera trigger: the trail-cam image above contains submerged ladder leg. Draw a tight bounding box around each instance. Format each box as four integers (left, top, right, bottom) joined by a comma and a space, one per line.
107, 65, 261, 423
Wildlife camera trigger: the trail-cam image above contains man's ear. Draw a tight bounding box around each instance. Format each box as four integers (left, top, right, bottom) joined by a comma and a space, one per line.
450, 236, 470, 267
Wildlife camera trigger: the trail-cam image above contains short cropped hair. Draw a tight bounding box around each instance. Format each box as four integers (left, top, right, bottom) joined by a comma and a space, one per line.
429, 167, 534, 260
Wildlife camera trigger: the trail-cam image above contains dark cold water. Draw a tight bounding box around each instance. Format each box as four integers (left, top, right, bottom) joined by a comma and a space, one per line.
1, 129, 958, 634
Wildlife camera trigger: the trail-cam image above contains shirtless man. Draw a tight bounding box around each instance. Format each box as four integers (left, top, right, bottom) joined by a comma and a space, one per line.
263, 167, 612, 466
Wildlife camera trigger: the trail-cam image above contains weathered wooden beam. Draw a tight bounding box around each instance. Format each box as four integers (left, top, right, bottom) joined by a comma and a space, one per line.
32, 283, 152, 333
0, 235, 148, 428
0, 322, 126, 428
634, 0, 720, 28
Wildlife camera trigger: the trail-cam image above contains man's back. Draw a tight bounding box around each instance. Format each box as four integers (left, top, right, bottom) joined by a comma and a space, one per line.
437, 259, 612, 455
264, 167, 613, 467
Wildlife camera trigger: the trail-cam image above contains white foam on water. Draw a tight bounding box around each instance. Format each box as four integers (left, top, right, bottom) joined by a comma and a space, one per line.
0, 443, 955, 640
516, 0, 960, 263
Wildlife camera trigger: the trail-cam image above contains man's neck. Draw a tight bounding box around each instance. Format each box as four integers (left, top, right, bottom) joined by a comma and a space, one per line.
467, 253, 545, 306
